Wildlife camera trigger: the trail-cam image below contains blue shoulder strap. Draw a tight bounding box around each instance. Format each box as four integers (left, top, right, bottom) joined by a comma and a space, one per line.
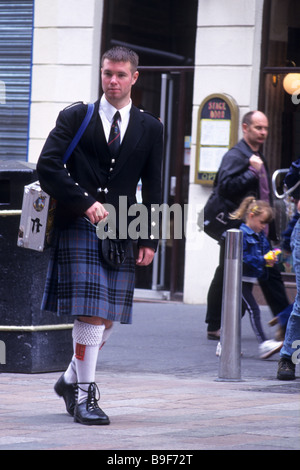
62, 102, 95, 164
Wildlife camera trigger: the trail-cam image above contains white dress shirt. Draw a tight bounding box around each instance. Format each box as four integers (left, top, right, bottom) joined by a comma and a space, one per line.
99, 95, 131, 144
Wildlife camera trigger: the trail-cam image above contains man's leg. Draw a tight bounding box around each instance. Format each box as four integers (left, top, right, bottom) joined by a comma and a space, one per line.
72, 316, 112, 425
278, 309, 300, 380
278, 219, 300, 380
54, 316, 113, 424
205, 242, 225, 339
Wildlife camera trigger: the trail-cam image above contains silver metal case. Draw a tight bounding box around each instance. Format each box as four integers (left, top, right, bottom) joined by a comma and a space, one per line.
17, 181, 55, 251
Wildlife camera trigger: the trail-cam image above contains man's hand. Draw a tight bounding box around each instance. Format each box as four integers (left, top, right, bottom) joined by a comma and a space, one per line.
136, 247, 155, 266
85, 202, 109, 224
249, 155, 263, 171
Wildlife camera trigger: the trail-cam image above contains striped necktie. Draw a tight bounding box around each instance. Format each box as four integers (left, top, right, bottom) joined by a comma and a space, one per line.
108, 111, 121, 157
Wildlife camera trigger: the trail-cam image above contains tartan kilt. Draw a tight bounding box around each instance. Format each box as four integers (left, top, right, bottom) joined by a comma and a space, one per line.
41, 218, 135, 324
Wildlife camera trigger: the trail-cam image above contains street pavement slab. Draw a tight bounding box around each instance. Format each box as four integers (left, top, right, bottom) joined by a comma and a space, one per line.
0, 302, 299, 452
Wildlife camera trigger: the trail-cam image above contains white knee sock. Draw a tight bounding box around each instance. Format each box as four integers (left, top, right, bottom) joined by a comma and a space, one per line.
64, 324, 114, 384
64, 336, 77, 384
99, 324, 114, 350
72, 319, 105, 404
64, 354, 77, 384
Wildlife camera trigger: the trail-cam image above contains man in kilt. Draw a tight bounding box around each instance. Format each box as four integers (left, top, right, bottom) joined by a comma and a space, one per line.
37, 46, 163, 425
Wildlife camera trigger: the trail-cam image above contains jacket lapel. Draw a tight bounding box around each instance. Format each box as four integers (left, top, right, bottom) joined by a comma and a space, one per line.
85, 101, 112, 185
85, 103, 145, 184
111, 106, 144, 178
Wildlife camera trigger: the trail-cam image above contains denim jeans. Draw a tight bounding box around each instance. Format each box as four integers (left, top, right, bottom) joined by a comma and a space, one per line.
280, 218, 300, 361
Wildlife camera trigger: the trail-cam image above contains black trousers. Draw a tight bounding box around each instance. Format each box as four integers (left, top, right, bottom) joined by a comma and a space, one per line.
205, 241, 290, 331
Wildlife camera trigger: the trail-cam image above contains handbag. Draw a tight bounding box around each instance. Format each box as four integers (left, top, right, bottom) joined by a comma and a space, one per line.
95, 219, 130, 268
101, 238, 130, 268
87, 214, 130, 269
198, 188, 240, 242
17, 103, 94, 251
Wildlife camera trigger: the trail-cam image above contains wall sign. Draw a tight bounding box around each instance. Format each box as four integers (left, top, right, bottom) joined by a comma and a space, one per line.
195, 94, 238, 185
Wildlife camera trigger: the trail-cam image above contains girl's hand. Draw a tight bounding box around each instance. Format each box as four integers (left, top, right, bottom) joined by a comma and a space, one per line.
266, 258, 276, 267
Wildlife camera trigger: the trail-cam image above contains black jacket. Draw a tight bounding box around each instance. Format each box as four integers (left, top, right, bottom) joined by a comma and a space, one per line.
215, 138, 277, 241
37, 100, 163, 250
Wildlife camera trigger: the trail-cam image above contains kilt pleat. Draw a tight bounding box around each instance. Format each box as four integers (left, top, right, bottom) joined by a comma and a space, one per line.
41, 218, 135, 324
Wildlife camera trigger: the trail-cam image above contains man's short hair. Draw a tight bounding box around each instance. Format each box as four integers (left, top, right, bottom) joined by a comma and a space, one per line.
101, 46, 139, 72
242, 111, 255, 126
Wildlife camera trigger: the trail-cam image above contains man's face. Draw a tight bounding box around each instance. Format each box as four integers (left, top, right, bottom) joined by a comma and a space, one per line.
243, 112, 269, 151
101, 59, 139, 108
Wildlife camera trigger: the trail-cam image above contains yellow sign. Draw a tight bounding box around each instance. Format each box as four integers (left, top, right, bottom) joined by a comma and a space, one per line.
195, 94, 238, 185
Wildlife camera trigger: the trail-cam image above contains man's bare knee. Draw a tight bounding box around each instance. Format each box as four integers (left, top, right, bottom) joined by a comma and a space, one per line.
78, 316, 113, 329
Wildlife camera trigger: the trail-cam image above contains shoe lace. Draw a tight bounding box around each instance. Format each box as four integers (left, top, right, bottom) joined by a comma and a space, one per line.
77, 382, 100, 411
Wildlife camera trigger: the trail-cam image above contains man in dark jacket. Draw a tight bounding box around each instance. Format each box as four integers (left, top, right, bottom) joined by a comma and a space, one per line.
37, 46, 163, 425
206, 111, 289, 340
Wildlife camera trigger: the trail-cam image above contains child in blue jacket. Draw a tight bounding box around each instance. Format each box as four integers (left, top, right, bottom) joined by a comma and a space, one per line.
231, 196, 283, 359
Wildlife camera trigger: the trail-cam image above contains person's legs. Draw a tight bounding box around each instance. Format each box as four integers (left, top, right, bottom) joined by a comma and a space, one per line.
53, 218, 133, 421
205, 242, 225, 338
54, 316, 113, 423
63, 322, 114, 383
242, 283, 267, 343
277, 305, 300, 380
72, 316, 112, 424
73, 318, 105, 402
242, 282, 282, 359
278, 219, 300, 380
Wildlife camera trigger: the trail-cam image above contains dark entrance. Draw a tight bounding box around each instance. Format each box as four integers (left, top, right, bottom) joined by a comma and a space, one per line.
260, 0, 300, 173
260, 0, 300, 283
101, 0, 197, 299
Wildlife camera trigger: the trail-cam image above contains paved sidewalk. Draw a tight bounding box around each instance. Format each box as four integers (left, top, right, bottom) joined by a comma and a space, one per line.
0, 302, 299, 451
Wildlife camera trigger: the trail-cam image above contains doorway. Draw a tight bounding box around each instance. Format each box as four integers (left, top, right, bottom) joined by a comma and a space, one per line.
101, 0, 198, 299
260, 0, 300, 280
260, 0, 300, 172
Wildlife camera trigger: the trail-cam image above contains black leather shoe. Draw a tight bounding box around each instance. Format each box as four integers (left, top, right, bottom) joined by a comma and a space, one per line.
54, 374, 77, 416
74, 383, 110, 425
277, 358, 296, 380
207, 329, 220, 340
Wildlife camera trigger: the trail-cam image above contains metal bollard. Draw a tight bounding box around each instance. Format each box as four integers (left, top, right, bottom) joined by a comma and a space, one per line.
218, 229, 243, 381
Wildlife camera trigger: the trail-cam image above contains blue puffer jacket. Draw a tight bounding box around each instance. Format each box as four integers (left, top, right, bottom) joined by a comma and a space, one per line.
240, 223, 271, 279
284, 157, 300, 199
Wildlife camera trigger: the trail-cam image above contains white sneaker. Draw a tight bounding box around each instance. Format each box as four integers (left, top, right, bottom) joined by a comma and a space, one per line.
216, 342, 221, 356
259, 340, 283, 359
